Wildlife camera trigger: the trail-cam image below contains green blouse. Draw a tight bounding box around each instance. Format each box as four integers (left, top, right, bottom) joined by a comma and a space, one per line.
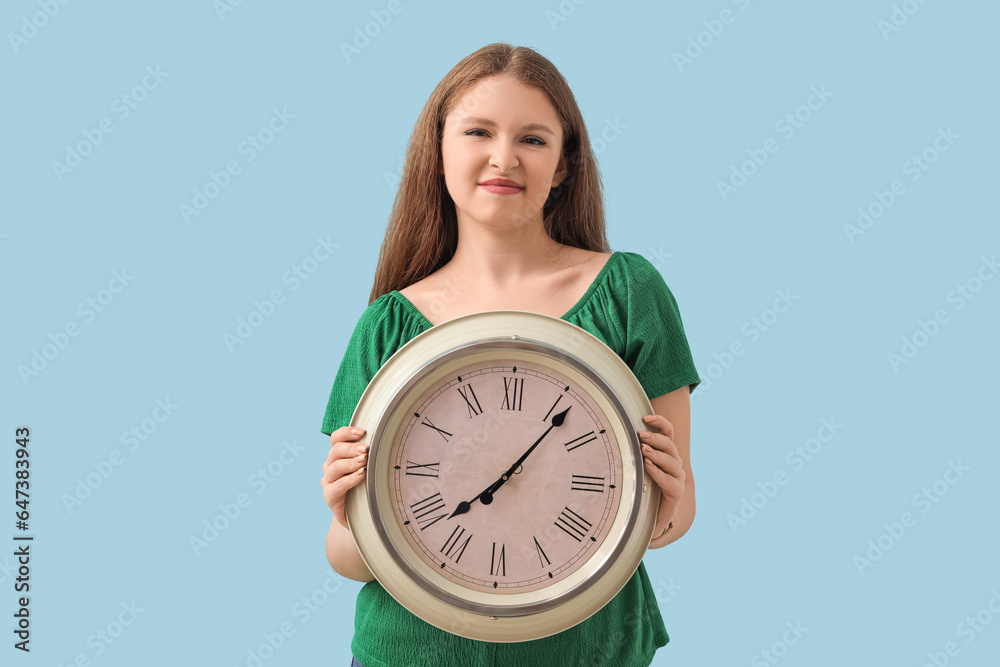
321, 251, 701, 667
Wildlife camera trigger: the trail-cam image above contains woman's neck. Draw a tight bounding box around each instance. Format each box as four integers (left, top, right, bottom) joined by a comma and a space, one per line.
444, 221, 569, 289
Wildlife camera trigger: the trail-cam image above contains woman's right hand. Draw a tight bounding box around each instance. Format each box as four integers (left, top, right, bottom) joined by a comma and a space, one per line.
321, 426, 369, 530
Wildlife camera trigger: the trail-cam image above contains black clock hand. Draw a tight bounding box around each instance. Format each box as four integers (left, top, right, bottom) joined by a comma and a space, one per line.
487, 405, 571, 498
449, 406, 571, 519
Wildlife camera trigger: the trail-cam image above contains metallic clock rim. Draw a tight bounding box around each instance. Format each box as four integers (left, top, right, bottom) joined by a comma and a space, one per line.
365, 336, 645, 618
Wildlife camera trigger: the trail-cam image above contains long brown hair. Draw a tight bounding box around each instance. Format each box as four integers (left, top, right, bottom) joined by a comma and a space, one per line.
368, 42, 610, 305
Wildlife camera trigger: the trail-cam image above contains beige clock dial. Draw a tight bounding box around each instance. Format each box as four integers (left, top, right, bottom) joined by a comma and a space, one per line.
346, 311, 658, 642
389, 356, 624, 594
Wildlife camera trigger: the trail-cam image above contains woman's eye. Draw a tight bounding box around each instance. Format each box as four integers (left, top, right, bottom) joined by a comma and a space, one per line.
463, 129, 545, 146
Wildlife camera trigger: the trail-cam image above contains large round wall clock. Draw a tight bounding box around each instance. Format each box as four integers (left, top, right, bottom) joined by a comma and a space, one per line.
345, 310, 659, 642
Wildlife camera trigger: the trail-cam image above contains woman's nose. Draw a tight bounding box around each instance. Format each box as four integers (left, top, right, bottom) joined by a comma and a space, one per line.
489, 141, 519, 172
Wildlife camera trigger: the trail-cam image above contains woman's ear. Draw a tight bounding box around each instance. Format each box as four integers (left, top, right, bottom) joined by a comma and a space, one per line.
551, 153, 569, 188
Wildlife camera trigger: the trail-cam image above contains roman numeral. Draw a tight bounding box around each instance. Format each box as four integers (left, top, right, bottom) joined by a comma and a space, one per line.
440, 525, 472, 563
405, 460, 440, 477
457, 383, 483, 418
564, 430, 597, 452
533, 536, 551, 568
500, 377, 524, 411
490, 542, 506, 577
571, 474, 605, 492
420, 416, 453, 442
410, 493, 448, 530
555, 507, 592, 542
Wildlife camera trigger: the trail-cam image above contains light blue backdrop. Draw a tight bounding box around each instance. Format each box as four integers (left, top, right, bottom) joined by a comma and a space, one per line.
4, 1, 998, 666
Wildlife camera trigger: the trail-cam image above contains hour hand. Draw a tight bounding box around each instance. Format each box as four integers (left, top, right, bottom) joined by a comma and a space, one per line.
447, 477, 499, 519
448, 406, 571, 519
448, 477, 501, 519
448, 499, 474, 519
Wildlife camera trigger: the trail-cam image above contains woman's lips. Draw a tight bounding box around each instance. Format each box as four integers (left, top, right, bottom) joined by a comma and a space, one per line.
479, 183, 524, 195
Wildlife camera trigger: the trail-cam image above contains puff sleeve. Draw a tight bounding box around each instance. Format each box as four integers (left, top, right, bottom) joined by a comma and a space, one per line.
618, 252, 701, 398
319, 294, 430, 436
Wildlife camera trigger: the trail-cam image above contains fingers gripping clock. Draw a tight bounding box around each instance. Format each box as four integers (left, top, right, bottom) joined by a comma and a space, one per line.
345, 311, 659, 642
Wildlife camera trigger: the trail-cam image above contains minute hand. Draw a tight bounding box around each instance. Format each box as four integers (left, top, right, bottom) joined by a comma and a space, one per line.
448, 405, 571, 519
489, 405, 571, 496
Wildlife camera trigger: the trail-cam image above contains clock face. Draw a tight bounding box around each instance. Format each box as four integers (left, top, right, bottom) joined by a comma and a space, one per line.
387, 356, 624, 594
346, 312, 657, 641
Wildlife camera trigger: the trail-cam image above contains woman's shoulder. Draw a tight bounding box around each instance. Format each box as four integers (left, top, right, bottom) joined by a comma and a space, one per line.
360, 290, 399, 317
591, 250, 667, 292
352, 290, 423, 331
396, 275, 433, 303
583, 250, 681, 322
610, 249, 659, 273
574, 247, 614, 271
396, 273, 443, 324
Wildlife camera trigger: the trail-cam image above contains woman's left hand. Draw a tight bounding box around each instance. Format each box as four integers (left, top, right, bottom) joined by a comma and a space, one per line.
638, 413, 686, 530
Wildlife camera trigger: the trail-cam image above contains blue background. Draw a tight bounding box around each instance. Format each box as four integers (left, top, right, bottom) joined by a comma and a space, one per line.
3, 1, 998, 665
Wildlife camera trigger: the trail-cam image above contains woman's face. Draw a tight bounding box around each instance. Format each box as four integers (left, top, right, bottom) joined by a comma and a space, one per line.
440, 74, 567, 233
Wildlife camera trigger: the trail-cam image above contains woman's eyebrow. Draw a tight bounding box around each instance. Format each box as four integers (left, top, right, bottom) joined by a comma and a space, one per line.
459, 116, 556, 136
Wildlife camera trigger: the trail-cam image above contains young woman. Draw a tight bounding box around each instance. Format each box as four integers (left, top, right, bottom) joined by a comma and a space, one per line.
320, 42, 700, 667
